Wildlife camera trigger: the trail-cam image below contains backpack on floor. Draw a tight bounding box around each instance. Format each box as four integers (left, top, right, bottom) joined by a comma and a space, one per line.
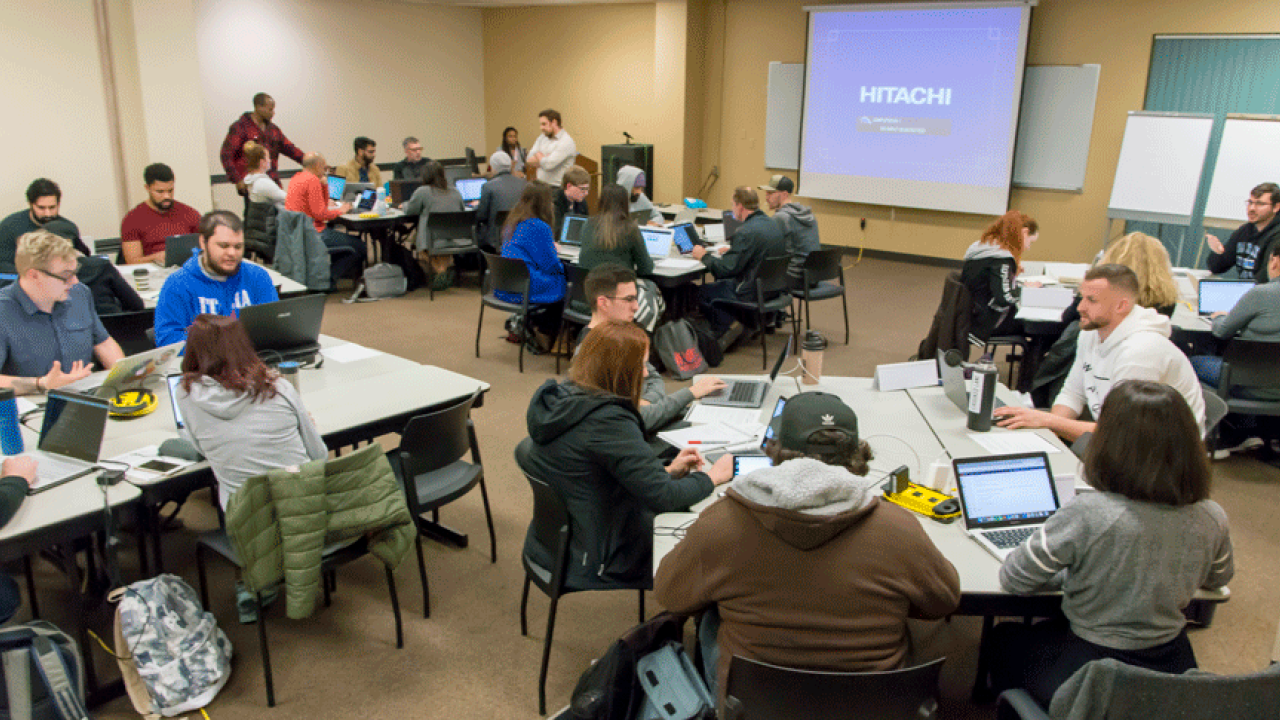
568, 613, 686, 720
654, 320, 709, 381
0, 620, 88, 720
363, 262, 409, 299
111, 574, 233, 718
382, 240, 428, 292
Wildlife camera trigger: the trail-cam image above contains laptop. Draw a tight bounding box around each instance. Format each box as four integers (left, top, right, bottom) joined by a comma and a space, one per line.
559, 215, 588, 246
238, 294, 326, 363
952, 452, 1061, 561
455, 177, 487, 204
327, 175, 346, 202
354, 188, 377, 212
670, 223, 700, 255
1197, 279, 1253, 316
631, 209, 654, 225
701, 336, 792, 408
27, 390, 111, 494
758, 396, 787, 450
639, 227, 675, 258
164, 235, 200, 267
722, 210, 743, 240
389, 179, 421, 205
95, 342, 184, 399
937, 350, 1006, 415
165, 373, 187, 431
342, 182, 373, 203
668, 208, 697, 226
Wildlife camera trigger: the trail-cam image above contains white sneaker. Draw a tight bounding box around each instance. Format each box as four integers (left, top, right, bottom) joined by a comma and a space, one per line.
1212, 437, 1264, 460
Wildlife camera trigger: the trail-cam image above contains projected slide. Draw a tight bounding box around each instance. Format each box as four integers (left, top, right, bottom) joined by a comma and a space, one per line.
800, 5, 1030, 215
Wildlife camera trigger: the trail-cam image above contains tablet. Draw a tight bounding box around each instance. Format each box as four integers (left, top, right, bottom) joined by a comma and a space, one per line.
733, 454, 773, 478
671, 223, 698, 254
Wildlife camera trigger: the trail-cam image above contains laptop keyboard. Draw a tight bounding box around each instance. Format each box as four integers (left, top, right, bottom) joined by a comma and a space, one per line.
36, 456, 92, 483
984, 526, 1037, 549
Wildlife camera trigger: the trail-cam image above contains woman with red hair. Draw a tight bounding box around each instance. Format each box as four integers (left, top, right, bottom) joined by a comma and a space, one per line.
960, 210, 1039, 347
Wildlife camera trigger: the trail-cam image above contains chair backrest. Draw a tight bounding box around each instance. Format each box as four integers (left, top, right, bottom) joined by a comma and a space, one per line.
724, 655, 945, 720
802, 248, 844, 285
515, 439, 572, 591
756, 255, 792, 297
1203, 390, 1229, 435
1220, 339, 1280, 391
92, 237, 124, 263
1049, 658, 1280, 719
396, 391, 480, 481
565, 263, 590, 309
98, 308, 157, 356
425, 211, 478, 244
165, 233, 201, 267
481, 251, 531, 299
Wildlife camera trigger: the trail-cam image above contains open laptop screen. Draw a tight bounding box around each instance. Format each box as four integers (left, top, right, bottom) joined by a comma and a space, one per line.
671, 223, 697, 254
640, 227, 674, 256
560, 215, 588, 246
455, 177, 487, 203
327, 175, 346, 202
1198, 280, 1253, 315
953, 453, 1058, 528
40, 390, 110, 463
166, 374, 186, 430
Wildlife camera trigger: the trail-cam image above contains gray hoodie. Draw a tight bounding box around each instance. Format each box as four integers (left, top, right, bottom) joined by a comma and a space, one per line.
176, 375, 327, 509
772, 203, 821, 280
730, 457, 878, 518
616, 165, 663, 224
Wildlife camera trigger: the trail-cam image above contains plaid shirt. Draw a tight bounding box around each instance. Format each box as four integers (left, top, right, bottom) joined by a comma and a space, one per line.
219, 112, 305, 185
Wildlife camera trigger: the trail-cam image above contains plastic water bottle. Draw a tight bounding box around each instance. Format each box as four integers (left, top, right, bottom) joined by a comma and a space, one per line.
967, 354, 998, 432
374, 186, 387, 215
0, 388, 23, 455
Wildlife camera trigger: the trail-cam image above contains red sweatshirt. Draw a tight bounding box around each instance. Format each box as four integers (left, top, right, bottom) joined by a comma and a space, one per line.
284, 171, 343, 234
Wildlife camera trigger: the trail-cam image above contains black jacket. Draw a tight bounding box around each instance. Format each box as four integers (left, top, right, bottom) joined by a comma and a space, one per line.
702, 209, 786, 296
517, 380, 713, 591
1207, 217, 1280, 282
76, 255, 144, 316
553, 187, 589, 238
959, 242, 1019, 345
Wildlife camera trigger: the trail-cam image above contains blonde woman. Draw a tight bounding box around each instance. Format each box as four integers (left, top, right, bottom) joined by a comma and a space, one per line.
1101, 232, 1179, 315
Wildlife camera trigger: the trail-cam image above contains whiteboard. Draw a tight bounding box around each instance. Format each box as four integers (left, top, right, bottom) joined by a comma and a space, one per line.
1204, 116, 1280, 224
1012, 65, 1100, 191
764, 62, 803, 170
1107, 112, 1214, 224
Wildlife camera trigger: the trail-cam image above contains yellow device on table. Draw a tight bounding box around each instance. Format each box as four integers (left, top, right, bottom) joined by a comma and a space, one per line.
881, 465, 961, 523
109, 389, 158, 418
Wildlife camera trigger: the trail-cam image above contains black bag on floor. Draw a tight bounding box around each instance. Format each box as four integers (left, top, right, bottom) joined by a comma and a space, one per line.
654, 320, 709, 380
0, 620, 88, 720
686, 317, 723, 368
568, 613, 686, 720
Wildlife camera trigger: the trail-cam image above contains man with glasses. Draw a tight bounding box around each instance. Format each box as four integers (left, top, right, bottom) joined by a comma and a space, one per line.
0, 231, 123, 396
580, 264, 724, 431
393, 137, 430, 181
553, 165, 591, 236
1206, 181, 1280, 282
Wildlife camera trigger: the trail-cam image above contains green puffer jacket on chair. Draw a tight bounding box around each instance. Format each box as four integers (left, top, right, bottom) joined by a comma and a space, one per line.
224, 443, 414, 619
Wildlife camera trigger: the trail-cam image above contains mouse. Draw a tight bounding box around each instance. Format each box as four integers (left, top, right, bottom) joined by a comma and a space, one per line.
158, 438, 204, 462
933, 498, 960, 516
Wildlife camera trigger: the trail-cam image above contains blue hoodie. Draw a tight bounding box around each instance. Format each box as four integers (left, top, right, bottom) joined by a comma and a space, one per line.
154, 250, 279, 346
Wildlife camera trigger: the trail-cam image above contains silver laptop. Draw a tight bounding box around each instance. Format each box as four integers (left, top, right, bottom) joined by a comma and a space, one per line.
667, 208, 696, 226
28, 390, 111, 494
166, 374, 187, 431
952, 452, 1061, 561
341, 182, 373, 203
700, 336, 791, 408
559, 214, 588, 246
1197, 279, 1253, 316
639, 227, 675, 258
937, 350, 1006, 414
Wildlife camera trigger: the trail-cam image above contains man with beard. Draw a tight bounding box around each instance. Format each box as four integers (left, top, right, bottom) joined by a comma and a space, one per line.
0, 179, 88, 273
526, 109, 577, 186
220, 93, 306, 196
154, 210, 278, 347
120, 163, 202, 265
993, 263, 1204, 441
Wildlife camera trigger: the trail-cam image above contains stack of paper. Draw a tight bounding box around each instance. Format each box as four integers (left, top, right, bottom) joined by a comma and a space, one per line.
658, 422, 755, 450
1016, 286, 1075, 322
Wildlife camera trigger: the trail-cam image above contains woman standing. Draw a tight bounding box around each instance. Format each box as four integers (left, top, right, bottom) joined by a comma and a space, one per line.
403, 160, 465, 290
498, 182, 566, 350
960, 210, 1039, 347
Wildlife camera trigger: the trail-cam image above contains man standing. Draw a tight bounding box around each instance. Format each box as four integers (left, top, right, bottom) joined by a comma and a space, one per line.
284, 153, 364, 286
994, 264, 1205, 440
0, 179, 88, 273
552, 166, 591, 236
154, 211, 279, 347
1206, 182, 1280, 282
760, 174, 820, 290
475, 151, 526, 251
526, 109, 578, 186
339, 137, 381, 186
393, 137, 430, 181
692, 187, 786, 346
220, 94, 305, 197
120, 163, 202, 265
0, 231, 124, 395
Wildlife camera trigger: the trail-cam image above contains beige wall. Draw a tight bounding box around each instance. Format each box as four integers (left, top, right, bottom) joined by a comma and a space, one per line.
694, 0, 1278, 263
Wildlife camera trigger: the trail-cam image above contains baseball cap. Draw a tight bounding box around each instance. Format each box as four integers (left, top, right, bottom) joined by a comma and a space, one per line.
758, 174, 795, 194
768, 392, 858, 456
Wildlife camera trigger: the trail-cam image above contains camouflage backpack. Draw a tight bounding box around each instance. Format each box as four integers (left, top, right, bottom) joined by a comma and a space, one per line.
110, 575, 233, 718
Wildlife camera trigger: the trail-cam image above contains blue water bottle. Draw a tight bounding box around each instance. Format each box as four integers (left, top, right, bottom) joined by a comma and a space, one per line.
0, 388, 23, 455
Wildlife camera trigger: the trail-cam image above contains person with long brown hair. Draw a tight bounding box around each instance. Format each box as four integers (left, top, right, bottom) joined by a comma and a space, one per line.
578, 183, 653, 275
498, 182, 565, 348
517, 320, 732, 591
404, 160, 465, 289
960, 210, 1039, 346
991, 380, 1232, 706
175, 314, 325, 510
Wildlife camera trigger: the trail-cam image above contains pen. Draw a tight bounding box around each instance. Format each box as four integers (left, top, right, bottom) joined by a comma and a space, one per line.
687, 441, 729, 446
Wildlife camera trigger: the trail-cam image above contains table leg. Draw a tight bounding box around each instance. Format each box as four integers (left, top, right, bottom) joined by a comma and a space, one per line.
22, 555, 38, 619
970, 615, 996, 703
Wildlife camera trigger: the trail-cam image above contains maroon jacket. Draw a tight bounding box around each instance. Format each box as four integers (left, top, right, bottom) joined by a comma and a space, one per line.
220, 112, 305, 186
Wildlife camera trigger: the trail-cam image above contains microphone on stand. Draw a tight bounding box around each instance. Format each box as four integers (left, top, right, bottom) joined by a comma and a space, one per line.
622, 131, 634, 144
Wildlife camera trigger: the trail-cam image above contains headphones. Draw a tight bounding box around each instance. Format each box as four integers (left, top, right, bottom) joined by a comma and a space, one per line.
110, 389, 158, 418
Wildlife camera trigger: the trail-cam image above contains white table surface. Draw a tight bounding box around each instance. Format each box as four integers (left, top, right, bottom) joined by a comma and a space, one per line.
119, 261, 308, 307
1018, 261, 1213, 333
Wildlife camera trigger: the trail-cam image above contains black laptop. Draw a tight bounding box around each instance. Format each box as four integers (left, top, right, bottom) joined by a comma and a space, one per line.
238, 294, 326, 363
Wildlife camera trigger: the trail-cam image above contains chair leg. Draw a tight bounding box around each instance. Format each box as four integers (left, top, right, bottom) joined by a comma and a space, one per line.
517, 315, 526, 373
196, 545, 210, 610
759, 313, 769, 370
322, 570, 332, 608
479, 478, 497, 563
841, 294, 850, 345
638, 590, 645, 623
23, 556, 39, 619
475, 304, 484, 359
256, 594, 275, 707
415, 535, 430, 618
520, 576, 531, 636
386, 567, 404, 649
538, 592, 562, 716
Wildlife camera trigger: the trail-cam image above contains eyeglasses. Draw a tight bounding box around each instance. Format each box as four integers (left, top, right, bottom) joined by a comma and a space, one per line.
605, 295, 639, 304
36, 267, 76, 285
1246, 199, 1275, 208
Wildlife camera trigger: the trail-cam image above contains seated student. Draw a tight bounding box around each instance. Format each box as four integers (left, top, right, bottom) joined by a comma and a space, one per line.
518, 320, 731, 592
154, 211, 278, 347
0, 457, 36, 623
1205, 181, 1279, 282
393, 136, 430, 181
1192, 247, 1280, 399
75, 254, 144, 316
615, 165, 663, 225
476, 151, 526, 252
579, 264, 724, 430
960, 210, 1039, 348
497, 182, 566, 350
241, 141, 287, 206
120, 163, 202, 265
0, 178, 89, 273
690, 186, 786, 347
655, 391, 960, 703
0, 231, 124, 395
552, 165, 591, 236
338, 136, 381, 187
404, 160, 465, 290
578, 183, 667, 331
991, 380, 1233, 708
760, 174, 821, 291
283, 152, 365, 289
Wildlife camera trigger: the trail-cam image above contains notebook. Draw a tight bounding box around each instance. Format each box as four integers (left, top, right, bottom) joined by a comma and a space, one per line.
27, 390, 111, 494
238, 294, 326, 363
1197, 279, 1253, 316
639, 227, 675, 258
700, 336, 791, 408
952, 452, 1060, 561
95, 342, 184, 399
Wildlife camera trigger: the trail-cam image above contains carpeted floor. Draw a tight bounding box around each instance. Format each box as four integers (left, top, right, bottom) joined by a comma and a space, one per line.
36, 256, 1277, 718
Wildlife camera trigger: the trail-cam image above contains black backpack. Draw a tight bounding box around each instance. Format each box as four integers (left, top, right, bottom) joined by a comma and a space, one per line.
568, 613, 687, 720
0, 621, 88, 720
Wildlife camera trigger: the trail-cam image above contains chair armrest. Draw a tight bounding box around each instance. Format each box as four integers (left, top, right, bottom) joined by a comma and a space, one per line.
996, 689, 1050, 720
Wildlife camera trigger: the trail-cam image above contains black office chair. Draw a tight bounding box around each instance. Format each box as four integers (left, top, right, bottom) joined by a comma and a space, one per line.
477, 251, 533, 372
554, 264, 592, 374
92, 237, 123, 263
516, 442, 647, 715
389, 390, 496, 619
1205, 339, 1280, 454
243, 201, 278, 263
98, 308, 156, 356
711, 256, 793, 368
421, 210, 480, 300
723, 655, 946, 720
164, 233, 200, 267
790, 248, 849, 345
